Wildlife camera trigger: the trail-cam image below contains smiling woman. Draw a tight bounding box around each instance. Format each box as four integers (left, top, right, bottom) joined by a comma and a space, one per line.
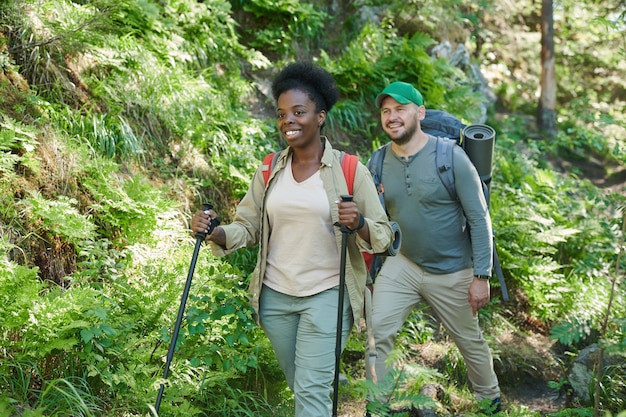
190, 61, 395, 417
276, 88, 326, 178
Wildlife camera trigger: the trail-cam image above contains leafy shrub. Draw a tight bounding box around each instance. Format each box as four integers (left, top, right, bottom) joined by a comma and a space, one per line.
25, 193, 96, 241
0, 240, 42, 334
0, 116, 40, 178
230, 0, 328, 58
79, 160, 170, 245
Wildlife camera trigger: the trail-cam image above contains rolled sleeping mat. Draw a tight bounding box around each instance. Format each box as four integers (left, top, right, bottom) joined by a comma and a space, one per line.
462, 124, 495, 186
380, 221, 401, 257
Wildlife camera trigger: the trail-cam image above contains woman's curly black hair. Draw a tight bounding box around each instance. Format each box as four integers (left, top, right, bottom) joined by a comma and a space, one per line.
271, 61, 339, 113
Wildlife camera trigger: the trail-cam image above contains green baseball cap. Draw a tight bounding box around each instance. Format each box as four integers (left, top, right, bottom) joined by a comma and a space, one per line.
375, 81, 424, 108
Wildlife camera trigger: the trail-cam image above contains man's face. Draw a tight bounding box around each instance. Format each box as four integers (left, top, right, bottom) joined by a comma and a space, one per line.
380, 96, 424, 146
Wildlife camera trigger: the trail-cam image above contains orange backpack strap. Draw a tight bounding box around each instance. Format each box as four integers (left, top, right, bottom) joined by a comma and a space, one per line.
340, 153, 374, 270
340, 152, 359, 195
261, 152, 276, 186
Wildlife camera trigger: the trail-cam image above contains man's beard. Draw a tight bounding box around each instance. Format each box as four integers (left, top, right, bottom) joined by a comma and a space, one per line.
387, 120, 417, 146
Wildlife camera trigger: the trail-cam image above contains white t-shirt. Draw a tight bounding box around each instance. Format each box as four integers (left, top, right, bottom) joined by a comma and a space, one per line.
264, 156, 340, 296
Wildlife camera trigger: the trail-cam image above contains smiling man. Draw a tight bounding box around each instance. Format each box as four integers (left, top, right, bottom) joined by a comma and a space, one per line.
366, 81, 502, 415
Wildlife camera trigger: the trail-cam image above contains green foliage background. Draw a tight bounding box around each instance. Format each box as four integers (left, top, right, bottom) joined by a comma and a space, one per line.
0, 0, 625, 415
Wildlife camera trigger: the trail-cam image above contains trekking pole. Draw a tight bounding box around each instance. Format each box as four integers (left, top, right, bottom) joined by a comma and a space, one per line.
154, 203, 220, 414
332, 195, 354, 417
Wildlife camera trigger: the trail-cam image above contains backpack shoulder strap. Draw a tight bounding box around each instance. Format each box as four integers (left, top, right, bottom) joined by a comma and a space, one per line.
340, 152, 359, 195
435, 137, 458, 201
261, 152, 280, 186
435, 138, 508, 302
367, 144, 389, 210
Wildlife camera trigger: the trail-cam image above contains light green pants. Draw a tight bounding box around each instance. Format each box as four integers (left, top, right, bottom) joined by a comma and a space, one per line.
259, 284, 353, 417
370, 252, 500, 400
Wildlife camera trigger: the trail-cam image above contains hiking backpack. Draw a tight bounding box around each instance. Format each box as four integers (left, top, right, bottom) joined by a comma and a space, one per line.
367, 109, 509, 301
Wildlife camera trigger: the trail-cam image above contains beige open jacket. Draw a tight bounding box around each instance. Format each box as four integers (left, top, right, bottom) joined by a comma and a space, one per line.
209, 138, 394, 329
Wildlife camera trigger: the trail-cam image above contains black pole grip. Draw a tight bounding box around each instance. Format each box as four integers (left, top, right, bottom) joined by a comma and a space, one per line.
337, 195, 356, 234
197, 202, 220, 239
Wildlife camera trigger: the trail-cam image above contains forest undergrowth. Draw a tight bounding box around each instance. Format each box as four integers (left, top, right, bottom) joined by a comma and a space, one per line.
1, 0, 625, 416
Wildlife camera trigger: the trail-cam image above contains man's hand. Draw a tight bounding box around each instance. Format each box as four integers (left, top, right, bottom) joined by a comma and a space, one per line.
468, 278, 490, 316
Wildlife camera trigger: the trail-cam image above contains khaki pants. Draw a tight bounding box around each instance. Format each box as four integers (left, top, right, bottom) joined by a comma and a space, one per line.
369, 252, 500, 400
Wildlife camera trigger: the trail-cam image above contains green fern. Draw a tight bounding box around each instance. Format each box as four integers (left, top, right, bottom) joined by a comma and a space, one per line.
0, 246, 42, 331
550, 318, 592, 347
25, 192, 96, 241
0, 115, 40, 175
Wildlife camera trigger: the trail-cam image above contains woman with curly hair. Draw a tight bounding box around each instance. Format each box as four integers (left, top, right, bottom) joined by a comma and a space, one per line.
192, 61, 393, 416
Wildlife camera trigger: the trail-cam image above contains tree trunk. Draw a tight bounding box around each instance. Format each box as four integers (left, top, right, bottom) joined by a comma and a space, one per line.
538, 0, 557, 138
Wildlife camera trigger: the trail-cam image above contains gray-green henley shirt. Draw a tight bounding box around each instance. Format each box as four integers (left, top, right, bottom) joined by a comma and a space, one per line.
381, 135, 493, 275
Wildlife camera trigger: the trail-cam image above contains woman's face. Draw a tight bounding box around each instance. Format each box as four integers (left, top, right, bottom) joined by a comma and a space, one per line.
276, 89, 325, 148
